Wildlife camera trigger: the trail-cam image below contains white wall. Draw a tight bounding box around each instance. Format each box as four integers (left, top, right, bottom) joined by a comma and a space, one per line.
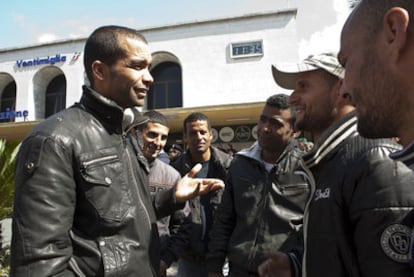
0, 0, 353, 121
145, 10, 299, 107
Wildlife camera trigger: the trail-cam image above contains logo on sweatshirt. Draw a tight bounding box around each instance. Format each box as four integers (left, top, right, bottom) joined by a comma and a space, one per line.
380, 224, 410, 263
314, 188, 330, 201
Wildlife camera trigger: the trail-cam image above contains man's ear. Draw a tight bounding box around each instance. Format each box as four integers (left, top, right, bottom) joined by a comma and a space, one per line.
91, 60, 107, 81
337, 79, 347, 99
383, 7, 410, 62
336, 79, 352, 105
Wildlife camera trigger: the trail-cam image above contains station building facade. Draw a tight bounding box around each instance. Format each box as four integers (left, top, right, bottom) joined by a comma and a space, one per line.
0, 2, 350, 150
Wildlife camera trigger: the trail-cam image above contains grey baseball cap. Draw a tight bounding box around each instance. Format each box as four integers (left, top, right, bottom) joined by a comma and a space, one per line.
271, 52, 344, 89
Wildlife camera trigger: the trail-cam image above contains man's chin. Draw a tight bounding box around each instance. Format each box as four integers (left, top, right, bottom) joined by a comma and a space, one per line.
146, 152, 159, 160
135, 100, 145, 107
193, 147, 207, 154
258, 139, 270, 148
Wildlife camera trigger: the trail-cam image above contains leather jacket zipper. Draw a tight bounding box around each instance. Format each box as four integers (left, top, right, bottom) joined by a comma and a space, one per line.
248, 168, 270, 270
279, 182, 308, 191
298, 160, 316, 277
82, 155, 118, 168
123, 132, 152, 229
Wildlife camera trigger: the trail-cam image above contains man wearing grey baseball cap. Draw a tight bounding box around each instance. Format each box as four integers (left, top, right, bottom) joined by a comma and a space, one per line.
271, 52, 344, 90
258, 53, 414, 277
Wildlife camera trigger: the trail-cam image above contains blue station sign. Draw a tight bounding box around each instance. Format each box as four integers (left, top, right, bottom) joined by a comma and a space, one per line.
16, 54, 67, 68
0, 108, 29, 120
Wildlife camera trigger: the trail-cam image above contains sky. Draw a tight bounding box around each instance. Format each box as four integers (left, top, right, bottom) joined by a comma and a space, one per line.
0, 0, 293, 50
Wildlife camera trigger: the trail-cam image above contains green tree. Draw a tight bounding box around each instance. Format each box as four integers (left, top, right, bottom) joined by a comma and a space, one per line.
0, 139, 20, 220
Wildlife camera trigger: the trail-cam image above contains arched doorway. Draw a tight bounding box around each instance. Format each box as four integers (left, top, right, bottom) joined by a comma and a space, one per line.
45, 74, 66, 118
33, 67, 66, 119
0, 73, 17, 123
148, 52, 182, 109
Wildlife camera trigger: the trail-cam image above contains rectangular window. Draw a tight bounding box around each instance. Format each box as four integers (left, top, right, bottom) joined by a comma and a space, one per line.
230, 40, 263, 59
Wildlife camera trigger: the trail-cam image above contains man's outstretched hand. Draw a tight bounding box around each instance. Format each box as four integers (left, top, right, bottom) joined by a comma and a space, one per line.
175, 163, 225, 203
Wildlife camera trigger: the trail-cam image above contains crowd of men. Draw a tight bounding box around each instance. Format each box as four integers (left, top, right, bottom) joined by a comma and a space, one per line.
8, 0, 414, 276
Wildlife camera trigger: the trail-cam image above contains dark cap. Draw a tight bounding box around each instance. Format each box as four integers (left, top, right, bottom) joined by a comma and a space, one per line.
169, 144, 183, 152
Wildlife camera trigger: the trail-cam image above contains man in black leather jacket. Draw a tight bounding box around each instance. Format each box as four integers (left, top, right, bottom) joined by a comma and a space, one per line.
170, 112, 233, 277
206, 94, 309, 277
258, 53, 414, 277
11, 25, 224, 277
340, 0, 414, 270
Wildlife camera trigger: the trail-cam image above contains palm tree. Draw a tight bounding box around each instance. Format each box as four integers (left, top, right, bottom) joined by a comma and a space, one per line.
0, 139, 20, 220
0, 139, 19, 276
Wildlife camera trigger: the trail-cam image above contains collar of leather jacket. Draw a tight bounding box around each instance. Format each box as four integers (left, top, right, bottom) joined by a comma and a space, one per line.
78, 86, 148, 134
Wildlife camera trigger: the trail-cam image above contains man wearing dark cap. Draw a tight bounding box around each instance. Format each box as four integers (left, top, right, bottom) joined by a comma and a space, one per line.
258, 53, 414, 277
168, 144, 183, 162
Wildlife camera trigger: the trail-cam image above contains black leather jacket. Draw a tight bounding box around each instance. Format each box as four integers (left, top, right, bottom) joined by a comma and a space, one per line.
11, 87, 180, 277
389, 137, 414, 272
206, 140, 308, 276
170, 146, 232, 262
290, 112, 414, 277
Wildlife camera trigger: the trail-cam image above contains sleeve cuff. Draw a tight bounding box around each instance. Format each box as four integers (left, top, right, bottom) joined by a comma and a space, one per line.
287, 252, 302, 277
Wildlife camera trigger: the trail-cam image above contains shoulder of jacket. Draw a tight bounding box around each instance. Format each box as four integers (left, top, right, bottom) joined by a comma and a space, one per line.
170, 154, 184, 168
211, 146, 233, 164
170, 153, 191, 175
155, 159, 181, 178
333, 136, 399, 165
350, 135, 400, 152
28, 108, 88, 145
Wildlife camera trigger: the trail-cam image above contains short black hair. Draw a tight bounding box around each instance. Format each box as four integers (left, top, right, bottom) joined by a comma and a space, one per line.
183, 112, 211, 133
265, 93, 296, 126
266, 93, 290, 109
143, 110, 168, 127
84, 25, 147, 87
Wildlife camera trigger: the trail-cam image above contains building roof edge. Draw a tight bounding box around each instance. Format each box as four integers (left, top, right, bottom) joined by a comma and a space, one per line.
0, 8, 297, 53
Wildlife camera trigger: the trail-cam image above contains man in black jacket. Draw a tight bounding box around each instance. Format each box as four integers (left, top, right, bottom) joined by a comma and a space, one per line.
206, 94, 309, 277
339, 0, 414, 269
171, 112, 233, 277
11, 25, 223, 277
258, 53, 414, 277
